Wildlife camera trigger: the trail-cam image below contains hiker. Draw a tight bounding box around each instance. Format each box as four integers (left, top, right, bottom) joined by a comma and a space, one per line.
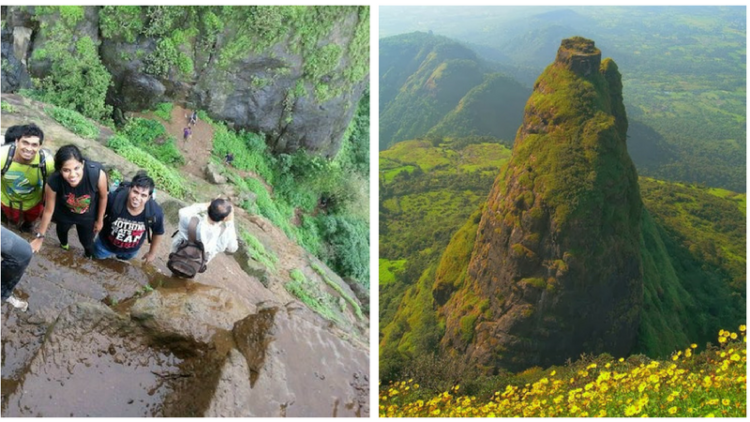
183, 126, 192, 141
189, 111, 198, 126
30, 145, 108, 257
168, 199, 238, 277
224, 152, 234, 166
1, 124, 55, 232
93, 173, 165, 263
1, 226, 31, 312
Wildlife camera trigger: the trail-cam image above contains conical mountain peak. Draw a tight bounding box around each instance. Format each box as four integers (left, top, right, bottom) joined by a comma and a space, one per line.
438, 38, 643, 372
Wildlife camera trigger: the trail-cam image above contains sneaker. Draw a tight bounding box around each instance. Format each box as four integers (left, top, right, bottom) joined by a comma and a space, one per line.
60, 244, 70, 251
6, 295, 28, 312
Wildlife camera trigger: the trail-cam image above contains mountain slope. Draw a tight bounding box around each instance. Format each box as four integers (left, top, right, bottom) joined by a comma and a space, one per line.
379, 32, 529, 150
428, 73, 530, 145
379, 37, 745, 380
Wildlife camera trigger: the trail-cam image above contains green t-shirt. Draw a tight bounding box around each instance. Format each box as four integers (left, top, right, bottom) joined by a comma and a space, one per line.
0, 145, 55, 210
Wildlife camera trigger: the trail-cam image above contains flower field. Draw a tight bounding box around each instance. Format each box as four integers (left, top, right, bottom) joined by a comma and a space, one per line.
380, 327, 746, 417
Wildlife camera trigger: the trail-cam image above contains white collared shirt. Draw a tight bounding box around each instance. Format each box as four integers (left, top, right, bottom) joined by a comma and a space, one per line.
171, 203, 238, 263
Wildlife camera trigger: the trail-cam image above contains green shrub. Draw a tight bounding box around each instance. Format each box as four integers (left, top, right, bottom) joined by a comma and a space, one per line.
311, 263, 363, 320
1, 101, 16, 113
239, 229, 277, 271
99, 6, 144, 42
212, 123, 275, 182
460, 314, 478, 343
153, 102, 173, 121
46, 106, 100, 139
318, 214, 369, 289
35, 35, 113, 121
285, 268, 342, 324
121, 118, 184, 165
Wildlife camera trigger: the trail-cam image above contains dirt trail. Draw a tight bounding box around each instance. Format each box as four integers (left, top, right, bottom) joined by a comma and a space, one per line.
133, 106, 274, 195
131, 105, 215, 180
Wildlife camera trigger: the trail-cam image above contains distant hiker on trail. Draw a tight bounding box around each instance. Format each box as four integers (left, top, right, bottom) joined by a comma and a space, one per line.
168, 199, 238, 278
1, 124, 55, 232
224, 153, 234, 166
30, 145, 108, 258
2, 226, 31, 312
183, 126, 192, 141
93, 173, 165, 263
189, 111, 198, 126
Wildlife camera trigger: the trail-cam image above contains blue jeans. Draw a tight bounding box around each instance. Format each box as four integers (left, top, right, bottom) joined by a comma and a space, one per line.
1, 226, 32, 300
92, 236, 139, 260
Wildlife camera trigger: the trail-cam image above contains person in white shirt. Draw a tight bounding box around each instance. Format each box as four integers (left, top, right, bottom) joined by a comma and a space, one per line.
171, 198, 238, 265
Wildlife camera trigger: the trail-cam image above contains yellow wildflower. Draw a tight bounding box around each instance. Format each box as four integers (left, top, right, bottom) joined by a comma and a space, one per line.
625, 405, 639, 416
731, 354, 740, 361
722, 399, 730, 406
668, 407, 677, 415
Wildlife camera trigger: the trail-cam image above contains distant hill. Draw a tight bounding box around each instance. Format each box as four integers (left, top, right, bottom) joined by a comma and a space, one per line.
379, 7, 746, 192
427, 73, 530, 146
379, 32, 529, 150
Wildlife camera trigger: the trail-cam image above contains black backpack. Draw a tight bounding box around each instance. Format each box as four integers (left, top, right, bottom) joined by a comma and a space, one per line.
108, 180, 160, 243
84, 160, 105, 194
167, 217, 207, 278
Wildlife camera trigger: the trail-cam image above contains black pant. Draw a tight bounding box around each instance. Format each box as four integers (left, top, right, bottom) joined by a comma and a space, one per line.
56, 220, 95, 257
1, 226, 32, 300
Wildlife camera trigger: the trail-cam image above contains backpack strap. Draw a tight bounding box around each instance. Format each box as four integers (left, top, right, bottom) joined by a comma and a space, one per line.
109, 187, 128, 219
38, 148, 50, 198
85, 161, 102, 194
187, 216, 200, 244
1, 143, 16, 176
144, 199, 156, 243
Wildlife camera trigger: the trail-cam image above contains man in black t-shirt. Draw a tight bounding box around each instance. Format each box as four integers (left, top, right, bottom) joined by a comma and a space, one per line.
92, 174, 165, 262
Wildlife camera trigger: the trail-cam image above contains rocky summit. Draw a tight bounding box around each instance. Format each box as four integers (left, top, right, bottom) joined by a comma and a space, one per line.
438, 37, 644, 372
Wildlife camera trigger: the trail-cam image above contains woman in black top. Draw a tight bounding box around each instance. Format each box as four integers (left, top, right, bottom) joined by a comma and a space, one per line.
30, 145, 108, 257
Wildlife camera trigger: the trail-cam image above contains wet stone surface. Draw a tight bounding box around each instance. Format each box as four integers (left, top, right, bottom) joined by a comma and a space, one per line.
1, 181, 369, 417
3, 303, 182, 417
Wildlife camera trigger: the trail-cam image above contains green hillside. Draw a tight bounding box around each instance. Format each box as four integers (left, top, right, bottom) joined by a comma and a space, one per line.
427, 73, 530, 146
379, 138, 746, 382
379, 138, 511, 332
379, 32, 530, 151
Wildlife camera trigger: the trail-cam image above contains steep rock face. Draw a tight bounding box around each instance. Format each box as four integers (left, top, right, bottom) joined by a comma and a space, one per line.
0, 23, 32, 93
2, 6, 369, 157
440, 37, 643, 372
